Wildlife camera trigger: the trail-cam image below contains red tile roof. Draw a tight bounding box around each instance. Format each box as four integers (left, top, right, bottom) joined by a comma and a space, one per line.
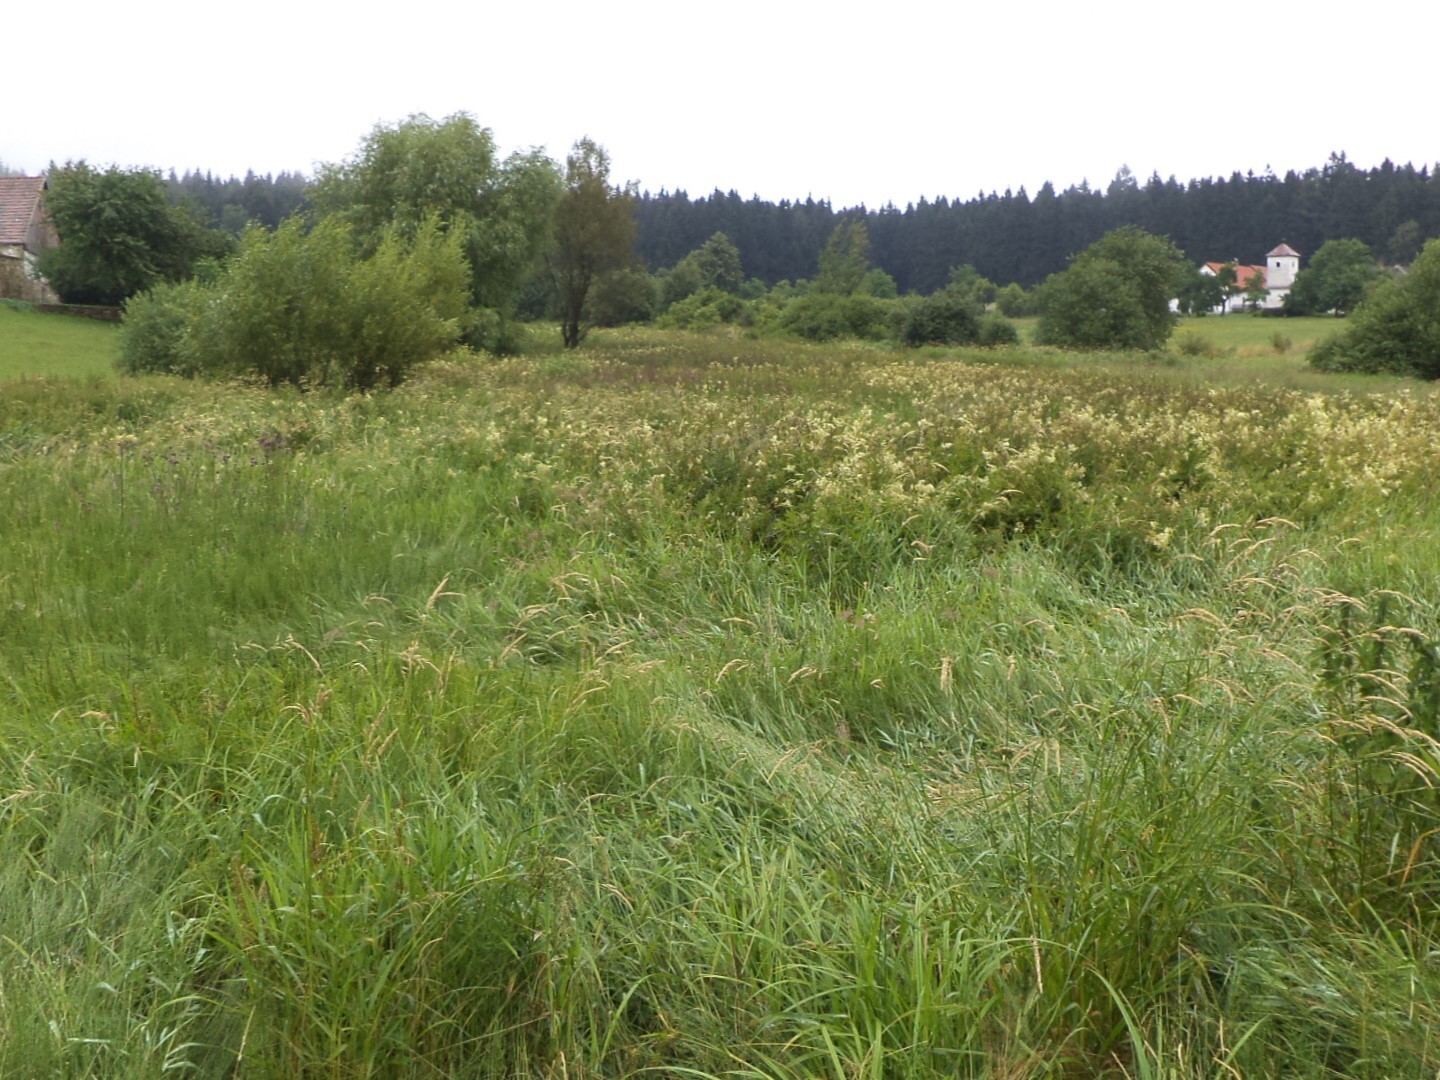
1267, 243, 1301, 258
1203, 261, 1265, 289
0, 176, 47, 247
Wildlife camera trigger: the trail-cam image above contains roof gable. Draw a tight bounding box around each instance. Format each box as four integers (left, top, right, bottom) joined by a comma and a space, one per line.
0, 176, 47, 246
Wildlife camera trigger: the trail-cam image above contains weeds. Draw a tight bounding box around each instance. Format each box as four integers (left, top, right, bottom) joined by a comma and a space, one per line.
3, 329, 1440, 1076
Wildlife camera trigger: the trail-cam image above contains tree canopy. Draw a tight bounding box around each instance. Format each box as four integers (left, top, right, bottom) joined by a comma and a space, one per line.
39, 162, 227, 305
632, 156, 1440, 294
1309, 238, 1440, 379
1284, 238, 1380, 315
311, 113, 560, 324
684, 232, 745, 294
660, 232, 745, 308
1036, 226, 1188, 351
1174, 265, 1229, 315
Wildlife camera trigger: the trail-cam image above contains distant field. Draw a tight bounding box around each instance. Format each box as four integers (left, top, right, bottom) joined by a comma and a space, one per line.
0, 302, 118, 380
1012, 313, 1340, 353
1173, 313, 1341, 353
974, 314, 1427, 395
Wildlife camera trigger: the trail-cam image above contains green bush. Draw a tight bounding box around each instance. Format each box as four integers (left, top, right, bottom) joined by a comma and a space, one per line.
977, 313, 1019, 347
1309, 239, 1440, 379
1173, 332, 1216, 358
899, 291, 980, 347
658, 286, 746, 330
1284, 238, 1379, 316
119, 217, 469, 389
994, 281, 1036, 317
118, 279, 210, 376
588, 267, 656, 327
776, 292, 893, 342
859, 268, 899, 298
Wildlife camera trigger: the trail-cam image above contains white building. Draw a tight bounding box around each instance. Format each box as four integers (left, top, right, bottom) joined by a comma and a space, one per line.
1261, 243, 1301, 309
1192, 244, 1302, 313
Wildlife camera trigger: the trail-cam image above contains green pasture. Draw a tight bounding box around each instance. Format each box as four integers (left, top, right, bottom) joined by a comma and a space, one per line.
3, 328, 1440, 1076
948, 314, 1428, 395
1174, 312, 1341, 352
0, 301, 118, 381
1005, 312, 1340, 356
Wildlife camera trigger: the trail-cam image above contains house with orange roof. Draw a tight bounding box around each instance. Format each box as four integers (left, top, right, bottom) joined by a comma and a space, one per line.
1194, 244, 1301, 313
1199, 260, 1266, 313
0, 175, 60, 303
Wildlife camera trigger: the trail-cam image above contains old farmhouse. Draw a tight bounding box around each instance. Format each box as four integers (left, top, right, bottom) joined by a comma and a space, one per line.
0, 175, 59, 304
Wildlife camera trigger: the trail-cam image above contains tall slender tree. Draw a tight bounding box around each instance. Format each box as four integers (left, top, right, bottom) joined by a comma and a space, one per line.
814, 217, 869, 295
545, 139, 636, 348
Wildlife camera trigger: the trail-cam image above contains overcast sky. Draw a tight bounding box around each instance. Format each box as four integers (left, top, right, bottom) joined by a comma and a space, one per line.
6, 0, 1433, 209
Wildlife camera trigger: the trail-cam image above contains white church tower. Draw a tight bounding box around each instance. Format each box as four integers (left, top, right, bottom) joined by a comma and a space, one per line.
1263, 243, 1301, 308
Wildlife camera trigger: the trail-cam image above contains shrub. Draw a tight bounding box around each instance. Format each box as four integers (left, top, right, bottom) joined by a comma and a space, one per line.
859, 268, 898, 298
1284, 238, 1379, 316
977, 314, 1019, 347
120, 217, 469, 389
1173, 332, 1216, 358
1309, 239, 1440, 379
658, 286, 746, 330
899, 291, 980, 347
118, 279, 210, 376
995, 282, 1035, 317
588, 268, 656, 327
776, 292, 893, 342
1271, 332, 1292, 354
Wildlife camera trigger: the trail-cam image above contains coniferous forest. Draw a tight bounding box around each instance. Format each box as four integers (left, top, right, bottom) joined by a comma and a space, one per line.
164, 154, 1440, 292
165, 169, 311, 232
631, 155, 1440, 289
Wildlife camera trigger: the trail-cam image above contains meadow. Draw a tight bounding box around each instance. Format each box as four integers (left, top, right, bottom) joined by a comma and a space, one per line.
0, 301, 119, 381
2, 325, 1440, 1077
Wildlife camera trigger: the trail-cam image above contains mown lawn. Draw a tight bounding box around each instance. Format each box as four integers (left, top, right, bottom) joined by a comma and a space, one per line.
0, 301, 119, 380
2, 328, 1439, 1077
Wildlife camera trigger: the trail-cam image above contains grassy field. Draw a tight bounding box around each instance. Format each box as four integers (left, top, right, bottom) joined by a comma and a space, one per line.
3, 328, 1440, 1077
0, 301, 119, 380
1173, 312, 1341, 353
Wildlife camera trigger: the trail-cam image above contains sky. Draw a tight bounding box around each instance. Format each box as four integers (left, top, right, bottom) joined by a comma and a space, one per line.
6, 0, 1434, 210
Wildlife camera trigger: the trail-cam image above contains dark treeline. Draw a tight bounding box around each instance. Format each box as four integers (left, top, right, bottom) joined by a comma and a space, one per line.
165, 169, 310, 233
634, 155, 1440, 291
153, 154, 1440, 292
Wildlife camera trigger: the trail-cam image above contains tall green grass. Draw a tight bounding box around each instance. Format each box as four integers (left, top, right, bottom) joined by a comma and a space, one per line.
2, 330, 1438, 1076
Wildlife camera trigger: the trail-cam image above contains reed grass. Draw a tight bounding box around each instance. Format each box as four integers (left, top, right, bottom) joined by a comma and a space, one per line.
2, 329, 1438, 1076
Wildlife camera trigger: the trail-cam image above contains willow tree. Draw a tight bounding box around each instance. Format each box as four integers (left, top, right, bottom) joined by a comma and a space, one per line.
545, 139, 637, 348
312, 113, 560, 347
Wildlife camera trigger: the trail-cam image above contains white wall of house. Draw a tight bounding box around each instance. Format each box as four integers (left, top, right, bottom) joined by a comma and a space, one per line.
1262, 247, 1300, 309
1199, 264, 1260, 314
